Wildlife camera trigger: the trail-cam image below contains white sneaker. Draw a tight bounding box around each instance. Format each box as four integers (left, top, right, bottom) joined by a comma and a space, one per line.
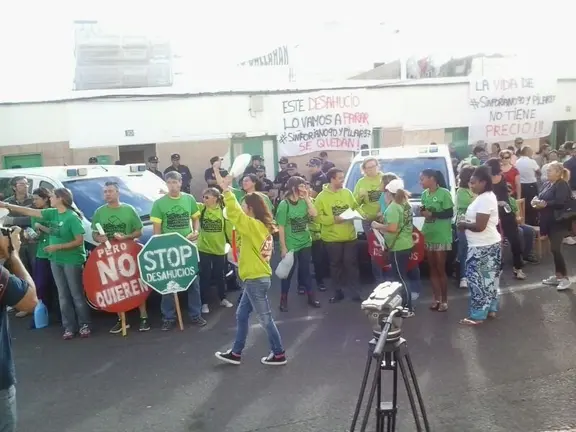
514, 269, 527, 280
201, 304, 210, 314
220, 299, 234, 308
7, 306, 14, 313
542, 276, 559, 286
459, 278, 468, 288
557, 278, 572, 291
563, 236, 576, 245
15, 311, 28, 318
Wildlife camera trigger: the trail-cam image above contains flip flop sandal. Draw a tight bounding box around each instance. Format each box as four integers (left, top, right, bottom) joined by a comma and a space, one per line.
459, 318, 483, 326
429, 302, 440, 310
438, 303, 448, 312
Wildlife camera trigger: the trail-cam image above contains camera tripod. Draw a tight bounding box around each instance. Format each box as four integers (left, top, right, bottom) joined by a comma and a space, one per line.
350, 309, 431, 432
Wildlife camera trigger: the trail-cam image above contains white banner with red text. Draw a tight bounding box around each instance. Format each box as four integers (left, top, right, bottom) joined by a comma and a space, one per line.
468, 76, 557, 143
277, 90, 372, 156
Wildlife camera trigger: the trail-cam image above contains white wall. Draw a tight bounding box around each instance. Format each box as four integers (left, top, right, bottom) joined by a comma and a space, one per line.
2, 79, 576, 148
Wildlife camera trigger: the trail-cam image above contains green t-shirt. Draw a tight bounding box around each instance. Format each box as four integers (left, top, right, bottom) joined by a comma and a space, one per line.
456, 188, 475, 216
197, 203, 228, 256
383, 202, 414, 252
353, 173, 383, 219
239, 192, 274, 213
41, 208, 86, 265
421, 187, 453, 245
276, 199, 312, 252
31, 215, 50, 259
150, 193, 200, 237
91, 203, 143, 239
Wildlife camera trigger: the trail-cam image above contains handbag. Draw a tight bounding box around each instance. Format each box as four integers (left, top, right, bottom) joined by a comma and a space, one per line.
553, 183, 576, 221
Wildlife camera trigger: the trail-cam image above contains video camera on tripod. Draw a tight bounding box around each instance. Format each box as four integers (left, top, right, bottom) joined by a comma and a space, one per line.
351, 281, 431, 432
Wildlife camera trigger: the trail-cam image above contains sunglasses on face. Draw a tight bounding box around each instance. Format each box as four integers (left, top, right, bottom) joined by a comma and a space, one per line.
501, 156, 510, 160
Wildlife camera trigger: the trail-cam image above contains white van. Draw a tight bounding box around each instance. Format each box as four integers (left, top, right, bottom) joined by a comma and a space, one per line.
0, 164, 167, 247
344, 144, 457, 237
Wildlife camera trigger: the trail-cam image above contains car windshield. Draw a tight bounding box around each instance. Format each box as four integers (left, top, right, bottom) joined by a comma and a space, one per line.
346, 157, 450, 198
63, 174, 166, 220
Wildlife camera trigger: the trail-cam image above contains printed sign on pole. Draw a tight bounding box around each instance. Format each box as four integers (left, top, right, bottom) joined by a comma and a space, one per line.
278, 90, 372, 156
468, 76, 557, 143
137, 233, 200, 331
367, 227, 425, 271
83, 240, 150, 314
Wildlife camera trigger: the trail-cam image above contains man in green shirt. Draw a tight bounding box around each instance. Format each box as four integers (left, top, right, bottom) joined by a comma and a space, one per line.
91, 181, 149, 334
150, 171, 206, 331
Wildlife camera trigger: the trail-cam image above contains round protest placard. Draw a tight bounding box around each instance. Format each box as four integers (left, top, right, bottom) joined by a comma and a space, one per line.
367, 227, 425, 271
83, 240, 151, 313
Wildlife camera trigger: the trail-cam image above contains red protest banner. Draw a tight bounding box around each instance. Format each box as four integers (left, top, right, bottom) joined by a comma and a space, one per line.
83, 240, 150, 313
367, 227, 425, 271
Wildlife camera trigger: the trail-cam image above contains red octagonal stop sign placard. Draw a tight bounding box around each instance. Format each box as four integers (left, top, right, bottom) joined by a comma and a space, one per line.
83, 240, 151, 313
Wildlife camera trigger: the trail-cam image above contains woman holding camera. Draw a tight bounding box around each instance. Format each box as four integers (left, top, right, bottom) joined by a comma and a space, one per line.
457, 166, 502, 325
0, 188, 90, 339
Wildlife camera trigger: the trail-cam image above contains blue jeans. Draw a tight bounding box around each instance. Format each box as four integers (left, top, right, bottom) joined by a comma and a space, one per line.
518, 224, 535, 257
161, 277, 202, 321
390, 249, 422, 311
50, 262, 91, 332
281, 247, 313, 294
362, 220, 385, 282
0, 385, 16, 432
457, 231, 468, 280
232, 277, 284, 356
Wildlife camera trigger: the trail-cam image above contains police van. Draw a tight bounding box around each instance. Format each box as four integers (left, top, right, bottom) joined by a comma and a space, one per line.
0, 164, 167, 248
345, 144, 457, 279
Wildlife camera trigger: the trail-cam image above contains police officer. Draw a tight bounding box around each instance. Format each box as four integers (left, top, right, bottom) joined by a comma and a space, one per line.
205, 156, 229, 191
256, 166, 274, 193
273, 157, 290, 189
163, 153, 193, 193
147, 156, 163, 179
307, 158, 328, 197
243, 155, 264, 176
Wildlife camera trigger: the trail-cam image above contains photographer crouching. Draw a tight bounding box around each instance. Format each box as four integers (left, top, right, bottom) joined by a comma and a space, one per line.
0, 226, 38, 432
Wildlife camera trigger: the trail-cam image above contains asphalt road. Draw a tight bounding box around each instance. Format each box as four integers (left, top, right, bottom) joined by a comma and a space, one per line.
10, 250, 576, 432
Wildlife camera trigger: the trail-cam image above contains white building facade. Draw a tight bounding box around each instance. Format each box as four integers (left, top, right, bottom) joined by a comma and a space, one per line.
1, 77, 576, 196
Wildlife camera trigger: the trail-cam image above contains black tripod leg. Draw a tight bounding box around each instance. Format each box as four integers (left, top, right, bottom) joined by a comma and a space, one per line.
389, 354, 398, 432
404, 352, 431, 432
350, 351, 375, 431
360, 360, 382, 432
397, 356, 423, 432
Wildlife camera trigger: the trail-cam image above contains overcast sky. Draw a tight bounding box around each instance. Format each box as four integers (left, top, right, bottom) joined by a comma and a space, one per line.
0, 0, 572, 100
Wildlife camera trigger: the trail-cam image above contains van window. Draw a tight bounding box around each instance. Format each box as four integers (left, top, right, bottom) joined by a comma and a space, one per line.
346, 157, 451, 198
63, 174, 166, 220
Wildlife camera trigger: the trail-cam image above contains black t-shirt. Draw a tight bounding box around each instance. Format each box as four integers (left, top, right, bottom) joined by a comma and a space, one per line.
204, 168, 229, 185
0, 266, 29, 390
274, 170, 291, 187
310, 171, 328, 194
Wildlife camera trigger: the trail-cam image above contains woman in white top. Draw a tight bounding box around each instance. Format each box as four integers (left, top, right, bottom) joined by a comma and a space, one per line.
456, 165, 502, 326
515, 146, 541, 225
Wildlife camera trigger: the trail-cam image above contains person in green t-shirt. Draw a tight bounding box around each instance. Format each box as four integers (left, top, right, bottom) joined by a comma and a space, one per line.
29, 187, 59, 327
420, 169, 454, 312
150, 171, 206, 331
240, 173, 274, 212
456, 166, 476, 289
354, 157, 385, 282
371, 178, 421, 315
1, 187, 91, 339
276, 176, 321, 312
197, 187, 234, 313
306, 182, 329, 291
91, 181, 148, 334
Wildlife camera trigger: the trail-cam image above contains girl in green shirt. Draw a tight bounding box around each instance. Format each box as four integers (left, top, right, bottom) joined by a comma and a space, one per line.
420, 169, 454, 312
456, 166, 476, 289
276, 176, 320, 312
197, 188, 234, 313
372, 179, 421, 315
29, 187, 58, 327
3, 188, 90, 339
